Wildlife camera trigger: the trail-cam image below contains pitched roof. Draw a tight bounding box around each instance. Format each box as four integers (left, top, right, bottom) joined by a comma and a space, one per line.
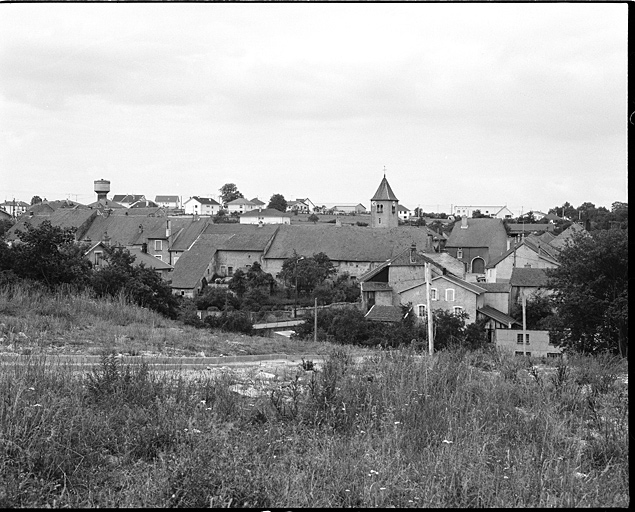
486, 238, 559, 269
549, 223, 586, 250
81, 215, 167, 246
7, 209, 97, 241
241, 208, 290, 218
155, 195, 180, 202
445, 217, 507, 249
227, 197, 255, 205
250, 197, 266, 205
477, 306, 521, 327
364, 305, 404, 323
130, 200, 159, 208
510, 267, 549, 287
112, 194, 145, 203
431, 274, 487, 294
187, 196, 220, 205
397, 204, 410, 212
360, 282, 393, 292
477, 282, 510, 293
86, 199, 126, 208
202, 224, 279, 251
263, 224, 438, 263
371, 176, 399, 201
506, 223, 555, 234
169, 217, 214, 252
170, 234, 233, 289
128, 248, 174, 270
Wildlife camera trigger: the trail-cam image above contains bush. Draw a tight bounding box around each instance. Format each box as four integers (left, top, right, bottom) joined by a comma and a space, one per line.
195, 288, 240, 311
204, 311, 254, 335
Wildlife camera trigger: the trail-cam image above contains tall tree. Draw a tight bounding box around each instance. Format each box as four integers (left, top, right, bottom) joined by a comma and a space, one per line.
267, 194, 288, 212
547, 229, 628, 357
30, 195, 43, 205
219, 183, 244, 205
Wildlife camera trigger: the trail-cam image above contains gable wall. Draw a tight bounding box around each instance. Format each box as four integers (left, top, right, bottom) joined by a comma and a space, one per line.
399, 279, 481, 322
494, 245, 558, 282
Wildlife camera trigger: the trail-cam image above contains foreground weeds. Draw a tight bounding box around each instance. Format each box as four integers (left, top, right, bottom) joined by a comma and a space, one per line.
0, 348, 628, 507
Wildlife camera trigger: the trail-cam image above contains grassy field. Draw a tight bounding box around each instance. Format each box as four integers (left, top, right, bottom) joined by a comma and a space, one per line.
0, 286, 629, 507
0, 285, 349, 358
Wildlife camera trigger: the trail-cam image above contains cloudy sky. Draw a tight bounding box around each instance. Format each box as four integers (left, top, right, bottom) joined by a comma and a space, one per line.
0, 3, 627, 214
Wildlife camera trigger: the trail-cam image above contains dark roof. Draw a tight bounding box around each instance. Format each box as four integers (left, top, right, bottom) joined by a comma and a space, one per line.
170, 234, 233, 289
130, 200, 159, 208
250, 198, 266, 205
128, 248, 174, 270
263, 224, 436, 263
202, 224, 279, 251
506, 223, 555, 234
7, 209, 97, 241
241, 208, 290, 218
364, 305, 404, 323
549, 223, 586, 250
445, 218, 507, 249
432, 274, 487, 294
86, 199, 126, 208
360, 282, 393, 292
486, 238, 559, 269
81, 215, 167, 246
169, 217, 214, 252
107, 207, 166, 217
477, 306, 521, 327
227, 197, 255, 205
189, 196, 220, 206
510, 267, 549, 287
112, 194, 145, 203
371, 176, 399, 202
478, 282, 510, 293
155, 195, 180, 202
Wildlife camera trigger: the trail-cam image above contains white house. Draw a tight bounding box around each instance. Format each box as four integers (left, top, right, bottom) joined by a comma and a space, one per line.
452, 205, 515, 219
183, 196, 221, 215
226, 197, 257, 214
155, 195, 181, 209
240, 208, 291, 225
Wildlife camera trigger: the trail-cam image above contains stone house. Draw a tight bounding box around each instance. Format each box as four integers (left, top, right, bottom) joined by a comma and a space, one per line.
485, 237, 560, 283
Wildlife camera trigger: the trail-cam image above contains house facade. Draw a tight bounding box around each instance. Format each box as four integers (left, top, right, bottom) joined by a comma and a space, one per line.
226, 198, 257, 214
183, 196, 221, 216
485, 238, 559, 283
240, 208, 291, 225
452, 205, 514, 219
496, 329, 563, 358
155, 196, 181, 209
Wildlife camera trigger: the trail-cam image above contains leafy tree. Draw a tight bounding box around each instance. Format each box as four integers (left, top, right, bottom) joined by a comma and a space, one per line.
510, 291, 555, 330
245, 261, 276, 294
228, 269, 248, 298
471, 209, 491, 219
90, 246, 180, 319
517, 212, 537, 224
11, 221, 91, 289
547, 229, 628, 357
0, 218, 15, 238
267, 194, 288, 212
308, 213, 319, 224
30, 195, 43, 205
195, 287, 240, 311
213, 209, 228, 223
219, 183, 244, 205
548, 202, 577, 220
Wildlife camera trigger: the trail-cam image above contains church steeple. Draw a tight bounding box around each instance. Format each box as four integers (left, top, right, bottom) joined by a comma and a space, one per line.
370, 171, 399, 228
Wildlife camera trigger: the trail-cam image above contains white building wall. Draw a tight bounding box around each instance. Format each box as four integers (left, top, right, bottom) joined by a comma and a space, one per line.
495, 329, 564, 358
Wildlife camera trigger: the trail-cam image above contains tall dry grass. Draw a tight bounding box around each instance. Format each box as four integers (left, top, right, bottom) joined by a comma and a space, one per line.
0, 347, 628, 507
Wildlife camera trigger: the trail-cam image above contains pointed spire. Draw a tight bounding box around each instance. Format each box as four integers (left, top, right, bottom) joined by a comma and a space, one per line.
371, 173, 399, 201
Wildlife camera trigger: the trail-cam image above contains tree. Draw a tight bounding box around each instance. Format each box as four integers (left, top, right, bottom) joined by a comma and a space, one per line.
547, 229, 628, 357
471, 209, 491, 219
277, 252, 336, 294
308, 213, 319, 224
213, 209, 228, 223
30, 196, 43, 205
268, 194, 288, 212
510, 291, 555, 330
11, 220, 91, 289
548, 202, 577, 220
0, 218, 14, 238
517, 212, 536, 224
228, 269, 248, 298
219, 183, 244, 205
90, 246, 180, 319
245, 261, 276, 294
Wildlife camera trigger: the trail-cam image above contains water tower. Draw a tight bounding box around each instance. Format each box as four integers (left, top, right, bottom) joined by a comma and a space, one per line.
94, 179, 110, 202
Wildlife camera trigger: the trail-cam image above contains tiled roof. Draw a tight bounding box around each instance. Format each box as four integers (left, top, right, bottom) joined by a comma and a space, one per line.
477, 305, 521, 327
397, 204, 410, 212
506, 223, 555, 234
188, 196, 220, 206
371, 176, 399, 201
170, 234, 233, 289
486, 238, 559, 269
169, 217, 214, 252
128, 248, 174, 270
112, 194, 145, 203
360, 282, 393, 292
202, 224, 280, 251
107, 207, 166, 217
549, 223, 586, 250
431, 274, 486, 295
445, 218, 507, 249
155, 195, 179, 202
250, 198, 266, 205
7, 209, 97, 241
364, 305, 404, 323
227, 197, 255, 205
510, 267, 549, 287
263, 224, 438, 263
86, 199, 126, 208
81, 216, 167, 246
241, 208, 290, 218
478, 282, 510, 293
130, 200, 159, 208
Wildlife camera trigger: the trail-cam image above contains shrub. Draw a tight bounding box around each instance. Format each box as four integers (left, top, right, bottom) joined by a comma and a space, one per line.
204, 311, 254, 335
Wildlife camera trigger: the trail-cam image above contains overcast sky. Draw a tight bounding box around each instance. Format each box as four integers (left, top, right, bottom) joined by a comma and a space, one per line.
0, 3, 627, 214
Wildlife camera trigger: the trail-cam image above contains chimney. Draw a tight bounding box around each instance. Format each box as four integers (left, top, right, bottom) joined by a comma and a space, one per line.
461, 216, 468, 229
142, 242, 148, 254
409, 243, 417, 263
138, 224, 143, 234
94, 179, 110, 202
166, 219, 171, 238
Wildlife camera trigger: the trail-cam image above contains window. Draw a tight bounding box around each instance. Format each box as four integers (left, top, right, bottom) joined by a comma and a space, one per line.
517, 333, 530, 344
155, 240, 162, 251
377, 204, 384, 213
431, 288, 438, 300
417, 304, 426, 317
457, 249, 463, 259
453, 306, 463, 315
94, 251, 103, 265
220, 265, 227, 275
446, 289, 455, 302
547, 352, 562, 359
515, 351, 531, 357
228, 266, 234, 276
154, 255, 162, 261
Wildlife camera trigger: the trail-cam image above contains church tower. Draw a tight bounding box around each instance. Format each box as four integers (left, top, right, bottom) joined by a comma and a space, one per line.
370, 172, 399, 228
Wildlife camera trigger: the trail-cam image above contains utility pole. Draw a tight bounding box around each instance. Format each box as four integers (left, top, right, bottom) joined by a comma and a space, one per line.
314, 297, 318, 343
425, 262, 434, 356
522, 292, 527, 356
